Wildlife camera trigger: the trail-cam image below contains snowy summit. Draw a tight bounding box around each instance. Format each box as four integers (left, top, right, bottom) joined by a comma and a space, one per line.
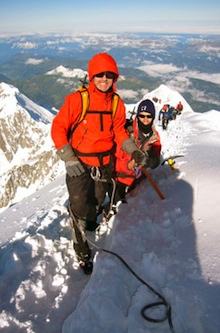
0, 84, 220, 333
46, 66, 87, 79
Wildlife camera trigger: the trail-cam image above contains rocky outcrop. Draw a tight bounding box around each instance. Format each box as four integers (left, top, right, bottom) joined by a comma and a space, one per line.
0, 82, 61, 210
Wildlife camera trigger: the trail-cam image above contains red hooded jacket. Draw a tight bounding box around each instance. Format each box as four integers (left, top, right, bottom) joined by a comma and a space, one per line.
114, 117, 161, 186
51, 53, 129, 167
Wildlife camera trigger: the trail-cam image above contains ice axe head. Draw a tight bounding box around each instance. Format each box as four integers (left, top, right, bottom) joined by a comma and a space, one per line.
168, 158, 175, 170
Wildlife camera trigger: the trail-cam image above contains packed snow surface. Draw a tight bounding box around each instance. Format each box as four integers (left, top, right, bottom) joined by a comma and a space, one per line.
1, 87, 220, 333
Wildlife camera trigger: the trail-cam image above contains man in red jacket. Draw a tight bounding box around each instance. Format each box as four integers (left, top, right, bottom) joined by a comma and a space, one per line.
51, 53, 146, 274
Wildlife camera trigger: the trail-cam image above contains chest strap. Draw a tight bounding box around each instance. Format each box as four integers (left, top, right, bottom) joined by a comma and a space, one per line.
74, 148, 113, 166
84, 110, 112, 131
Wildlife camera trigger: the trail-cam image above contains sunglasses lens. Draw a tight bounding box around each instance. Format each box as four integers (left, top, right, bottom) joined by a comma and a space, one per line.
95, 73, 104, 78
139, 114, 152, 119
95, 72, 115, 79
106, 73, 115, 79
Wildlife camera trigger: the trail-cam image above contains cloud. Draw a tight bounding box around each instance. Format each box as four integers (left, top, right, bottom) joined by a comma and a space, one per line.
138, 62, 181, 77
165, 76, 191, 94
25, 58, 45, 65
138, 61, 220, 86
186, 71, 220, 85
117, 89, 139, 99
13, 42, 37, 49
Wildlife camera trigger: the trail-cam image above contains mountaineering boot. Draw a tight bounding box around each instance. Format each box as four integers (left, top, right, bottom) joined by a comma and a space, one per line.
74, 243, 93, 275
69, 214, 94, 275
101, 202, 118, 223
79, 260, 93, 275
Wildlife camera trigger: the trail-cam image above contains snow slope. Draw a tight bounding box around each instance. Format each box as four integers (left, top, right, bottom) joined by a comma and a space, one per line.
0, 86, 220, 333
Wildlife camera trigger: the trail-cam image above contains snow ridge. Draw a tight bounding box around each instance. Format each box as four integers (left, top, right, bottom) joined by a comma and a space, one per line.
0, 83, 220, 332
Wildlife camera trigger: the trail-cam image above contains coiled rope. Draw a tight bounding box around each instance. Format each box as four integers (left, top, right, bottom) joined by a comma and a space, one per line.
68, 177, 175, 333
86, 235, 175, 333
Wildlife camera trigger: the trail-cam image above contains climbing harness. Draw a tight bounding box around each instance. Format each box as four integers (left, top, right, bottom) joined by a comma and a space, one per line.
90, 166, 102, 181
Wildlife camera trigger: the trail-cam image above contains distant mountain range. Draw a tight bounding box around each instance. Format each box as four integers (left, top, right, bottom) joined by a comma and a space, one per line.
0, 32, 219, 210
0, 32, 219, 113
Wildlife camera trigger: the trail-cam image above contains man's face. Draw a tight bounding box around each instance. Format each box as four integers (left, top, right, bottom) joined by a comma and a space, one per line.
93, 72, 115, 92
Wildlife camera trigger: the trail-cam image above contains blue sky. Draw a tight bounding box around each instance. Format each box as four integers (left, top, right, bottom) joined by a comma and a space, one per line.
1, 0, 220, 35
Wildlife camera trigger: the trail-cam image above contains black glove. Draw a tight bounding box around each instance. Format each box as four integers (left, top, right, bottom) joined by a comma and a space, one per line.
65, 157, 86, 177
131, 150, 149, 167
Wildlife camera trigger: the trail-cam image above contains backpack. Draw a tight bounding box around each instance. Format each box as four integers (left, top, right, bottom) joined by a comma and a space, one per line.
77, 85, 119, 124
68, 78, 119, 141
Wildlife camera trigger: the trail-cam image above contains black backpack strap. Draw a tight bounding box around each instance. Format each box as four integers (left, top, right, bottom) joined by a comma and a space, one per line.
74, 148, 113, 166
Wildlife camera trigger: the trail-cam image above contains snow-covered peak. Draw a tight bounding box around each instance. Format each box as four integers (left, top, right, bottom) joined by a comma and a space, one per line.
46, 65, 87, 79
0, 82, 19, 114
0, 82, 54, 124
144, 84, 193, 114
0, 82, 61, 210
125, 84, 193, 118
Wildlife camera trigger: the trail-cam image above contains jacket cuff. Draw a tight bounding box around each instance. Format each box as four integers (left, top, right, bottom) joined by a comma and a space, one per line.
56, 144, 75, 162
122, 138, 137, 155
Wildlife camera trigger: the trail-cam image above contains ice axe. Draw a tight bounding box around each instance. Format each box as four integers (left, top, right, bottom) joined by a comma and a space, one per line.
140, 166, 165, 200
161, 155, 184, 171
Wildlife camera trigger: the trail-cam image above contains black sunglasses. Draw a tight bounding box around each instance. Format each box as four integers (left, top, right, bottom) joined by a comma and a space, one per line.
95, 72, 115, 79
138, 114, 153, 119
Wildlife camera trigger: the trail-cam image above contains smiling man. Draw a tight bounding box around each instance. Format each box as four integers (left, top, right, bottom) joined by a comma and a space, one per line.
93, 71, 116, 92
51, 52, 145, 274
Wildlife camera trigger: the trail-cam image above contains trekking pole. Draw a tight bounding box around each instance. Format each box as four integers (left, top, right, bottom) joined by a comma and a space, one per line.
141, 166, 165, 200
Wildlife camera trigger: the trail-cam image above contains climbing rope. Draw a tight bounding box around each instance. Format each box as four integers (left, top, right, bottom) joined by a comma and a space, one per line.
68, 177, 175, 333
87, 236, 175, 333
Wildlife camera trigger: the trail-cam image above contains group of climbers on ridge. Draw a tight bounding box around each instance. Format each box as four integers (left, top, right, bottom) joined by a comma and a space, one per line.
158, 101, 183, 130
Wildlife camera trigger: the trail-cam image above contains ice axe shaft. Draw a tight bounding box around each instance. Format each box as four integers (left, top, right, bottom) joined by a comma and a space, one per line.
141, 166, 165, 200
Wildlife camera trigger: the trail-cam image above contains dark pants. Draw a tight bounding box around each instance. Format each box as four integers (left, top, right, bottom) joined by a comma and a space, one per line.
112, 181, 128, 204
112, 174, 147, 206
66, 166, 111, 261
66, 167, 110, 222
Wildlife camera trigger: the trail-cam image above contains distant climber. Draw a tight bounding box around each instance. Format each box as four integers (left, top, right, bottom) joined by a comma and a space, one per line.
158, 104, 171, 130
176, 101, 183, 115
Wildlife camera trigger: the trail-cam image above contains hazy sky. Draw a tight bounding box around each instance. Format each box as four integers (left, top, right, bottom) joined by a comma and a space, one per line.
1, 0, 220, 35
